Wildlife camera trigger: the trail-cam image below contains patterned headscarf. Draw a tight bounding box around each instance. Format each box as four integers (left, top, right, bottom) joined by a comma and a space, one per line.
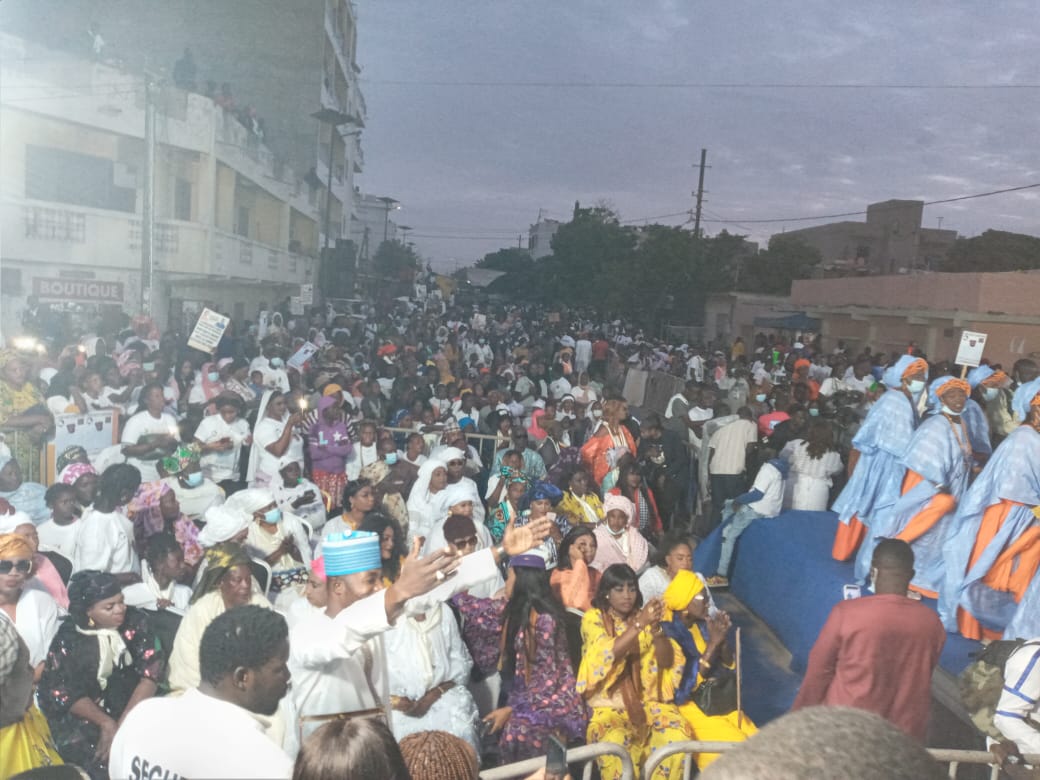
127, 480, 173, 540
67, 570, 122, 627
56, 446, 89, 475
191, 542, 252, 604
59, 462, 97, 486
528, 480, 563, 504
0, 532, 33, 560
160, 443, 201, 476
602, 493, 635, 524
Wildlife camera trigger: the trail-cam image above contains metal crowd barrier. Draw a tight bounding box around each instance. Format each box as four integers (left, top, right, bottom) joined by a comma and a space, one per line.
478, 742, 634, 780
642, 740, 1040, 780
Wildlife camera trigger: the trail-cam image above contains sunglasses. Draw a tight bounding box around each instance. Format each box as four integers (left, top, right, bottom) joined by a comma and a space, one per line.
451, 536, 479, 549
0, 559, 33, 575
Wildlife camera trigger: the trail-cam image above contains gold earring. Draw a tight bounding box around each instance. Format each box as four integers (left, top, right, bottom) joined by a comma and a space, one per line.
88, 617, 96, 628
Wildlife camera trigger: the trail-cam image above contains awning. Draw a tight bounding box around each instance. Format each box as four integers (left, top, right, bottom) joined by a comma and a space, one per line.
753, 312, 820, 331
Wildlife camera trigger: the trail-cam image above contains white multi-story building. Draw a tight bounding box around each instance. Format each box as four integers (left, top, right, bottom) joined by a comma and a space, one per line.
350, 192, 401, 263
528, 217, 561, 259
0, 33, 323, 337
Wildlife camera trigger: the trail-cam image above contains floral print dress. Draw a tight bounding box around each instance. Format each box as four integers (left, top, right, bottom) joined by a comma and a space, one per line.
38, 608, 165, 779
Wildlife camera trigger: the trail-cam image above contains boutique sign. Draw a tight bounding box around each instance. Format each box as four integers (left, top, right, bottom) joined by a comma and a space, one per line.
34, 277, 125, 303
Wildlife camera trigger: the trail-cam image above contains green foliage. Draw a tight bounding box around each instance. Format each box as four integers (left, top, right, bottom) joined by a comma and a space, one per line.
939, 230, 1040, 273
737, 235, 822, 294
373, 240, 421, 280
476, 247, 535, 272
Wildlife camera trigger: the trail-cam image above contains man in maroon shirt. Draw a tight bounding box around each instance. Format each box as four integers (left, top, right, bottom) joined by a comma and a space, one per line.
792, 539, 946, 741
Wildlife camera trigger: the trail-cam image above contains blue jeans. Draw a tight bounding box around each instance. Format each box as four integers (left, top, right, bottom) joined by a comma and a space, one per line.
716, 502, 764, 576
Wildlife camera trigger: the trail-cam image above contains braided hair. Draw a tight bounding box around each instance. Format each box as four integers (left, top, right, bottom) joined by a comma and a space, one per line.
399, 730, 478, 780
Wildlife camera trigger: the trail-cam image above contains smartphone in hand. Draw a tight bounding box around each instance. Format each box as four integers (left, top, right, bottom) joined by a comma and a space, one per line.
546, 736, 568, 780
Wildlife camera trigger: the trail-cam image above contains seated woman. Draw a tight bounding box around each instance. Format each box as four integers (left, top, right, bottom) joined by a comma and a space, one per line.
608, 458, 663, 541
0, 454, 49, 525
0, 531, 60, 671
236, 488, 311, 609
556, 465, 604, 527
551, 524, 600, 612
406, 460, 449, 545
38, 571, 165, 778
322, 479, 377, 539
120, 532, 191, 666
473, 553, 587, 763
359, 512, 406, 587
72, 464, 142, 585
576, 563, 688, 779
591, 494, 649, 574
638, 532, 697, 602
384, 599, 482, 754
1, 507, 69, 609
167, 542, 270, 692
660, 570, 756, 769
487, 466, 527, 544
270, 461, 327, 529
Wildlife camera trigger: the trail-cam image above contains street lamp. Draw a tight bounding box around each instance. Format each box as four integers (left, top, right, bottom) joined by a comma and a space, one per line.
377, 196, 399, 243
398, 225, 412, 246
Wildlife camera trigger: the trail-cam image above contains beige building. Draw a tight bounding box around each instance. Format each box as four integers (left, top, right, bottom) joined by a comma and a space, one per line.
777, 199, 957, 275
703, 292, 801, 345
0, 33, 321, 337
791, 271, 1040, 366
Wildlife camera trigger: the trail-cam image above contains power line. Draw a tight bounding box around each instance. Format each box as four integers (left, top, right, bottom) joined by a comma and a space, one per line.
365, 78, 1040, 91
699, 182, 1040, 225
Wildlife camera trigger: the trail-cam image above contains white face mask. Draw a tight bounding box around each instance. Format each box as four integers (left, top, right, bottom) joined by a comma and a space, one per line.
941, 403, 960, 416
591, 409, 603, 419
907, 379, 926, 395
982, 387, 999, 401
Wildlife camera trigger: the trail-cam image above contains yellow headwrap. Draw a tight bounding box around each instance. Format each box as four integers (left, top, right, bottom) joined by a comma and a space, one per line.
322, 383, 344, 397
0, 532, 33, 560
663, 569, 705, 612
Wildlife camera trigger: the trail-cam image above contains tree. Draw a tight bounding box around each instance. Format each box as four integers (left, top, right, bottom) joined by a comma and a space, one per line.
738, 236, 822, 294
938, 230, 1040, 273
373, 240, 421, 280
476, 247, 534, 272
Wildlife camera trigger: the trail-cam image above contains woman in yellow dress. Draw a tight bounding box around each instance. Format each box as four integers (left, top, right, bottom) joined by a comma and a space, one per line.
576, 563, 692, 779
660, 570, 757, 769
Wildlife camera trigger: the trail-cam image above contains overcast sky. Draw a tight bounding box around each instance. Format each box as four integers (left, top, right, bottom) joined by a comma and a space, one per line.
357, 1, 1040, 271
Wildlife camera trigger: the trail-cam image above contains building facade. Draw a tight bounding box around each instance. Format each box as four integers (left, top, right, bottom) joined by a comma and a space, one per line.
0, 33, 322, 337
350, 192, 401, 265
0, 0, 365, 260
776, 199, 957, 275
790, 271, 1040, 366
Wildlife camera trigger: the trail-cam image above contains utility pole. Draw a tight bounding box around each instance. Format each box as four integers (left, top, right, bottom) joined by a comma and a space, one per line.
692, 148, 708, 238
517, 233, 522, 248
141, 73, 157, 315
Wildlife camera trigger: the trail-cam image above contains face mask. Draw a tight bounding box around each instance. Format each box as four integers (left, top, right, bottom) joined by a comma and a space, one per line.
907, 379, 926, 395
384, 452, 398, 465
808, 408, 820, 417
142, 362, 156, 372
982, 387, 999, 401
207, 371, 220, 382
591, 409, 603, 419
941, 404, 960, 417
263, 508, 282, 524
270, 358, 284, 368
184, 471, 203, 487
755, 393, 767, 403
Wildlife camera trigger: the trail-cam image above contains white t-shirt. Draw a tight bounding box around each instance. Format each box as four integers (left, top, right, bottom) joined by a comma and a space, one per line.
746, 461, 785, 518
37, 518, 79, 560
121, 410, 180, 482
252, 417, 304, 483
195, 415, 251, 483
109, 688, 294, 780
72, 507, 140, 575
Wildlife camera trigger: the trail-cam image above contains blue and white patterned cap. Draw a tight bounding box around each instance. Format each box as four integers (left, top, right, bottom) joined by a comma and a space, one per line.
323, 530, 382, 576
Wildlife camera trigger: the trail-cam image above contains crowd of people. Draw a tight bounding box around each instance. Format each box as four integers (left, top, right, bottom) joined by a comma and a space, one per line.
1, 290, 1039, 779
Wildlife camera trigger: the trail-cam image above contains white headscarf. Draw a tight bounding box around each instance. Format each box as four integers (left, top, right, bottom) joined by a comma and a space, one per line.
226, 488, 276, 515
197, 505, 252, 547
0, 510, 31, 533
246, 389, 280, 483
405, 458, 447, 543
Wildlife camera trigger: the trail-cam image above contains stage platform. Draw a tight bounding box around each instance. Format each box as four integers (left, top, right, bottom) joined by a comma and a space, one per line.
692, 510, 983, 678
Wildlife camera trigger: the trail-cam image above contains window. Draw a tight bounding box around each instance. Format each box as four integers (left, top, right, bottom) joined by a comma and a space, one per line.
26, 145, 136, 212
174, 178, 192, 221
236, 206, 250, 237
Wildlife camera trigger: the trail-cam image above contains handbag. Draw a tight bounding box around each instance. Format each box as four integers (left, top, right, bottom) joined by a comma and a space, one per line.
691, 669, 738, 716
691, 626, 742, 717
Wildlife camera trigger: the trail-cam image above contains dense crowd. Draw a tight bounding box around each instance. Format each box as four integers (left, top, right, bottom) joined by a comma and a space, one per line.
1, 290, 1038, 779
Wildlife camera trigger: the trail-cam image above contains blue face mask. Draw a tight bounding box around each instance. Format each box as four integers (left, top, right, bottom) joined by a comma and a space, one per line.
184, 471, 203, 487
907, 379, 926, 395
263, 508, 282, 524
207, 371, 220, 382
384, 452, 398, 465
982, 387, 999, 401
755, 393, 768, 403
808, 408, 820, 417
